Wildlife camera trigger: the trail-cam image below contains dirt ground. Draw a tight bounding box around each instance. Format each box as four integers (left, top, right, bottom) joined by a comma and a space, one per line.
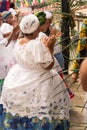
64, 74, 87, 130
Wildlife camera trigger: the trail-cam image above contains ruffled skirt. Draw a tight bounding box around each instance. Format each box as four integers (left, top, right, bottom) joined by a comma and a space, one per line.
0, 104, 70, 130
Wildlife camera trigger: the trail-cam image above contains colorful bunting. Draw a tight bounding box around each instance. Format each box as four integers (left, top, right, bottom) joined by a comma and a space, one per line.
16, 0, 45, 6
38, 0, 40, 3
6, 0, 10, 11
32, 0, 38, 5
25, 0, 29, 6
0, 0, 10, 11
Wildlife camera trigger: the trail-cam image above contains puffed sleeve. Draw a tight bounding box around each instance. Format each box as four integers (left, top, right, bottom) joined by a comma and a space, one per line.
28, 39, 53, 68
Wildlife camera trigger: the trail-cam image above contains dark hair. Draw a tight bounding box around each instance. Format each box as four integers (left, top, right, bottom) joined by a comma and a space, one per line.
24, 32, 34, 37
10, 2, 15, 9
22, 30, 38, 37
35, 11, 46, 26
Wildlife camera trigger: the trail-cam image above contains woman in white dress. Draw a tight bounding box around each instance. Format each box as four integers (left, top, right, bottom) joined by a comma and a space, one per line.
0, 14, 70, 130
35, 11, 74, 99
0, 12, 19, 95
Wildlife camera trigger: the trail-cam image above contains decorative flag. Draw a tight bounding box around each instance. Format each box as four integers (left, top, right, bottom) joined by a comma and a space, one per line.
32, 0, 38, 5
38, 0, 40, 3
6, 0, 10, 11
29, 0, 32, 5
0, 0, 7, 12
25, 0, 29, 7
41, 0, 44, 3
16, 0, 20, 7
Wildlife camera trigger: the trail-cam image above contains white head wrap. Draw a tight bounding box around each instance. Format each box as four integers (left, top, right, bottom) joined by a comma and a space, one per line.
20, 14, 40, 34
45, 11, 53, 19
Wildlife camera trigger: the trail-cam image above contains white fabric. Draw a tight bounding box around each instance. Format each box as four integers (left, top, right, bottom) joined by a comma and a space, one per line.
0, 26, 16, 79
0, 40, 16, 79
37, 32, 62, 72
36, 32, 53, 68
45, 11, 53, 19
1, 39, 70, 120
37, 32, 48, 41
9, 8, 17, 16
0, 31, 8, 45
0, 23, 13, 35
20, 14, 40, 34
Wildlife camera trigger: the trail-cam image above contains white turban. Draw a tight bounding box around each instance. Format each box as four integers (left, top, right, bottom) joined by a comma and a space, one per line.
20, 14, 40, 34
45, 11, 53, 20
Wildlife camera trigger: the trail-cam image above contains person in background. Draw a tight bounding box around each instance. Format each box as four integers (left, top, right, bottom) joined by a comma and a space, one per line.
0, 12, 20, 95
2, 11, 13, 25
0, 12, 19, 46
35, 11, 74, 99
0, 14, 70, 130
1, 11, 20, 53
9, 2, 17, 16
35, 11, 62, 73
1, 11, 20, 40
41, 11, 64, 71
72, 18, 87, 81
44, 11, 64, 69
9, 2, 20, 24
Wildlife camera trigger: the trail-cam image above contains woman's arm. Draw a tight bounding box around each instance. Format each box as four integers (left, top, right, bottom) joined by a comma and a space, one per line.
41, 35, 56, 54
40, 35, 56, 70
5, 25, 20, 47
80, 58, 87, 91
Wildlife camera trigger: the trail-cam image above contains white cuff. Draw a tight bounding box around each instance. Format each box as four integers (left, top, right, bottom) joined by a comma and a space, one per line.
41, 59, 54, 68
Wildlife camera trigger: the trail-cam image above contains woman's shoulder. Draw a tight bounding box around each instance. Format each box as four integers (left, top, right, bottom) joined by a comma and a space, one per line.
17, 38, 39, 48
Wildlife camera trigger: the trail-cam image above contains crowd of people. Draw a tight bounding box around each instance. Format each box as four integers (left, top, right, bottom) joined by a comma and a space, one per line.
1, 1, 87, 130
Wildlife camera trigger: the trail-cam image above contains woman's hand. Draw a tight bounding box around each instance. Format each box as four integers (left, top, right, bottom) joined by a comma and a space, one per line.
50, 27, 62, 37
56, 31, 62, 37
42, 35, 56, 48
41, 35, 56, 55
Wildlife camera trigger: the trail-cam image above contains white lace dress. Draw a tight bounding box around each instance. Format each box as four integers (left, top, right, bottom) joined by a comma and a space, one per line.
1, 39, 70, 121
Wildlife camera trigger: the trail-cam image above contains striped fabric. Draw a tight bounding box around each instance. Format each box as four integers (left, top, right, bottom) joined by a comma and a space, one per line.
0, 0, 10, 12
